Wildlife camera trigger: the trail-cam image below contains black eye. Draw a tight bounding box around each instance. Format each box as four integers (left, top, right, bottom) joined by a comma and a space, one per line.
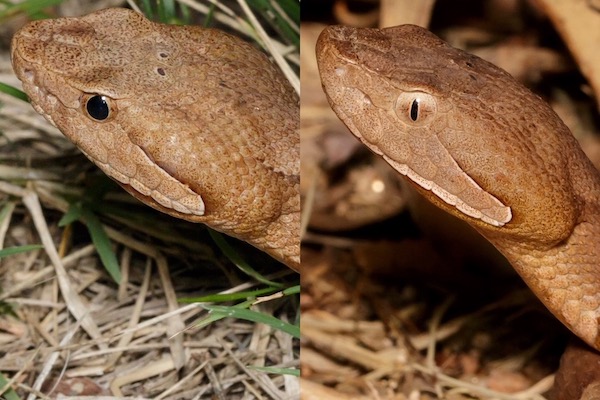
85, 95, 110, 121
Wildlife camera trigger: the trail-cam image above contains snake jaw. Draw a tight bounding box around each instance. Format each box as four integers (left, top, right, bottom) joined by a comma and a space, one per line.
382, 153, 512, 227
78, 147, 206, 217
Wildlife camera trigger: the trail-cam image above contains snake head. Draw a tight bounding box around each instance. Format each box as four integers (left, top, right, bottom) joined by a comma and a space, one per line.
11, 8, 300, 269
317, 24, 585, 247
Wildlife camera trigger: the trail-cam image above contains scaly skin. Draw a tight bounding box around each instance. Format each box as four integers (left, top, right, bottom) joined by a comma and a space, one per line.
11, 8, 300, 271
317, 24, 600, 349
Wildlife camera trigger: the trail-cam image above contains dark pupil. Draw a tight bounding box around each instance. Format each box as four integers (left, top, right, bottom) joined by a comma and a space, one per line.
410, 99, 419, 121
86, 95, 110, 120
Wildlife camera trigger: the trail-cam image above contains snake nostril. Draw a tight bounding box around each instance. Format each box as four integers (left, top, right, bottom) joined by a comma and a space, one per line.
22, 68, 35, 82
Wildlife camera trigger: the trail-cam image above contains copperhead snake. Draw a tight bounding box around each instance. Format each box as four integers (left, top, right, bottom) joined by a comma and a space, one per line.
11, 8, 300, 271
316, 23, 600, 360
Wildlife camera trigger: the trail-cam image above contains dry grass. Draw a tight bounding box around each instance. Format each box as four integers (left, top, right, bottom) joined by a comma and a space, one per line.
300, 247, 562, 399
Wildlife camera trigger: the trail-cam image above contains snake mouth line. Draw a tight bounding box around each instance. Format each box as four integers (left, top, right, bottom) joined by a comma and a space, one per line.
80, 146, 206, 217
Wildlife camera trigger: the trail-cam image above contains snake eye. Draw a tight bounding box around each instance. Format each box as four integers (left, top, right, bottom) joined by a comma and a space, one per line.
82, 94, 115, 122
395, 91, 436, 126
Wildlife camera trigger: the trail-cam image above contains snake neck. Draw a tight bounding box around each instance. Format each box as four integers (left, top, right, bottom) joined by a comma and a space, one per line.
255, 210, 301, 272
488, 155, 600, 351
200, 177, 300, 272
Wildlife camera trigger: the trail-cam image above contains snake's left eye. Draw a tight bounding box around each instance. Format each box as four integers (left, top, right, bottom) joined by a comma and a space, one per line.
395, 91, 436, 126
82, 94, 116, 122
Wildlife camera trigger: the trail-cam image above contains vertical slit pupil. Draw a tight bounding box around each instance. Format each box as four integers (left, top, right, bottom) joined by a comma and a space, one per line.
410, 99, 420, 121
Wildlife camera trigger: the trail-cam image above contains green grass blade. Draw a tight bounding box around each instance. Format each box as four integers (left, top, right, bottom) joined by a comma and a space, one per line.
207, 229, 284, 288
0, 371, 21, 400
58, 203, 83, 227
80, 208, 121, 283
249, 365, 299, 377
194, 298, 255, 328
0, 82, 28, 102
0, 0, 66, 20
203, 304, 299, 338
247, 0, 299, 48
179, 286, 279, 303
282, 284, 299, 296
0, 244, 42, 258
